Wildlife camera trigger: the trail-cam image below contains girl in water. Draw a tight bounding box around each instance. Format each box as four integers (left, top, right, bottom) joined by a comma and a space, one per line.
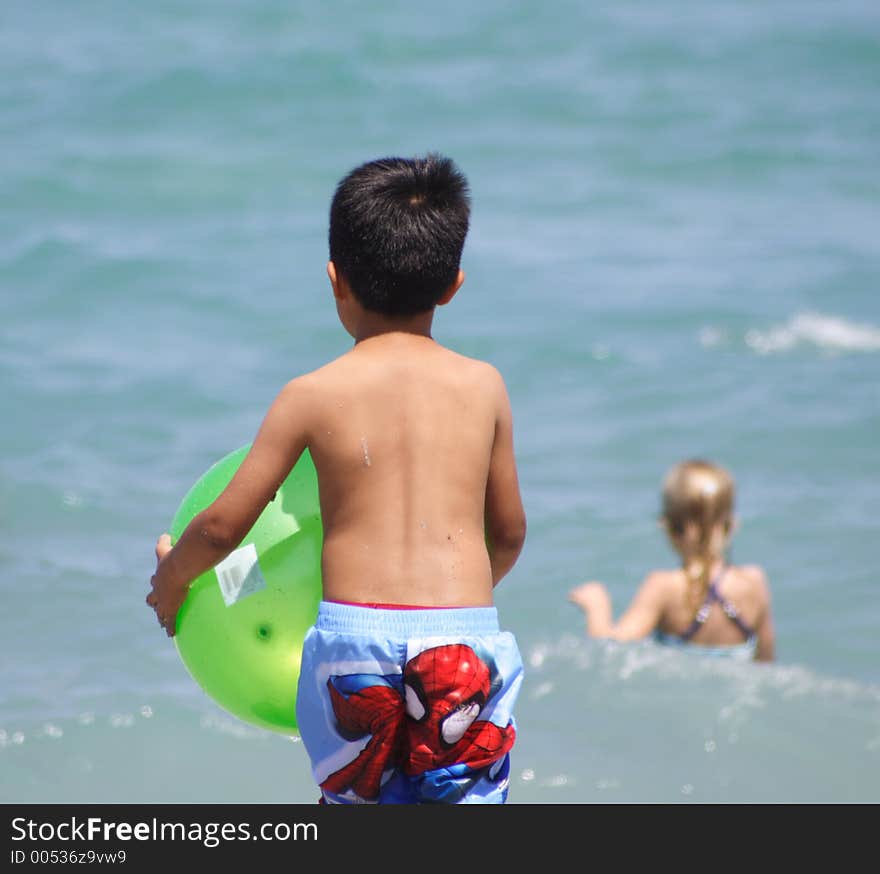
568, 459, 775, 661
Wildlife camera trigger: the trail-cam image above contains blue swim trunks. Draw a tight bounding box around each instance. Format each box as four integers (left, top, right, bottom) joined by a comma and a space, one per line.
295, 600, 524, 804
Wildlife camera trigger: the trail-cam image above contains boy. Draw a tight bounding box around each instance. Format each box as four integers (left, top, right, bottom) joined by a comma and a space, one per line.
147, 153, 527, 804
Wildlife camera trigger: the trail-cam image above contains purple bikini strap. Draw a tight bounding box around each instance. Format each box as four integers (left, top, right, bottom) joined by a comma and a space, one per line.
680, 567, 756, 642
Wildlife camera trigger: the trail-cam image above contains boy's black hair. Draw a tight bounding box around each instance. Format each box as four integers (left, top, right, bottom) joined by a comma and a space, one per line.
328, 153, 471, 316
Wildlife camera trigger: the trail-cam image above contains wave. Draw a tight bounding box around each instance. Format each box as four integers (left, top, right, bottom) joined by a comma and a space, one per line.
700, 312, 880, 355
524, 632, 880, 702
747, 312, 880, 354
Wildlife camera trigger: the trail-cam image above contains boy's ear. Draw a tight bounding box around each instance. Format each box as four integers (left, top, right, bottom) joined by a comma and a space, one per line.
327, 261, 348, 301
437, 269, 465, 306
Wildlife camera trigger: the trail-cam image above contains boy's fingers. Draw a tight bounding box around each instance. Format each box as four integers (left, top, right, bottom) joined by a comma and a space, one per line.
155, 533, 172, 561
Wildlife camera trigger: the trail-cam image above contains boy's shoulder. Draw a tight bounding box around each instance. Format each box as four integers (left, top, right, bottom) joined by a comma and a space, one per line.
273, 341, 509, 416
306, 339, 506, 388
433, 344, 507, 383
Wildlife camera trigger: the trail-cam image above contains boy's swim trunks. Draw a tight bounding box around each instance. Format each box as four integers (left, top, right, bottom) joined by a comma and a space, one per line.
295, 600, 524, 804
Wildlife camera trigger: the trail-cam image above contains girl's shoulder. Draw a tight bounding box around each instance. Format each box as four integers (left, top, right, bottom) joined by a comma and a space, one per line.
642, 567, 688, 595
728, 563, 769, 584
724, 563, 771, 601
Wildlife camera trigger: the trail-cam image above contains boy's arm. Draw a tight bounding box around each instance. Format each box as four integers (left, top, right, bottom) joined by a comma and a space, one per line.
146, 379, 311, 636
483, 373, 526, 586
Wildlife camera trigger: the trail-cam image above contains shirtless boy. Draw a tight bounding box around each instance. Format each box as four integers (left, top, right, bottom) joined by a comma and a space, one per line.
147, 153, 527, 803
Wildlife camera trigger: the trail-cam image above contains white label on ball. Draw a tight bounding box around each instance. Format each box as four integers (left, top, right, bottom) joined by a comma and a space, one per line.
214, 543, 267, 606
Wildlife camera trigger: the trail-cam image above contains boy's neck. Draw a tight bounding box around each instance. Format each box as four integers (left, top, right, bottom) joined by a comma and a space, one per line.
352, 309, 437, 344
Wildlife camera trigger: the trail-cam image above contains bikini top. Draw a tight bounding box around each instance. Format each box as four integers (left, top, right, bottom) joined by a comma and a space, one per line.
678, 567, 756, 643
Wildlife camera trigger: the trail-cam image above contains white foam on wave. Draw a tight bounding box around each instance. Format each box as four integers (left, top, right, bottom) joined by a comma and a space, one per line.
526, 632, 880, 703
744, 312, 880, 355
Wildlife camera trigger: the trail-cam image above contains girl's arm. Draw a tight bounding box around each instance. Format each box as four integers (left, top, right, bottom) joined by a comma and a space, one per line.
750, 566, 776, 662
568, 573, 667, 641
568, 582, 614, 636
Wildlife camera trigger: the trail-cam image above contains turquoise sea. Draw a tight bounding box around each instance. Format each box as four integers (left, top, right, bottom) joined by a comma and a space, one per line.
2, 0, 879, 804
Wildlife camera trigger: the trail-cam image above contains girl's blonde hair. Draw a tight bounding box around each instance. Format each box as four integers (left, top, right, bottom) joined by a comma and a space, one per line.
661, 459, 736, 617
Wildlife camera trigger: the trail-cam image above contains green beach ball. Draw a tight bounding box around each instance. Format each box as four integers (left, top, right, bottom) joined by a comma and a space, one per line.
168, 445, 323, 736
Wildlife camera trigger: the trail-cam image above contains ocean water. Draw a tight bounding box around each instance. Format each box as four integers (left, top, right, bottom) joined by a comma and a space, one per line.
2, 0, 879, 804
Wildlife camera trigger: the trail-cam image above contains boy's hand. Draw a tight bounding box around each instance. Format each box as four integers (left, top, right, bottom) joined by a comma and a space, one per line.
154, 532, 173, 563
146, 533, 185, 637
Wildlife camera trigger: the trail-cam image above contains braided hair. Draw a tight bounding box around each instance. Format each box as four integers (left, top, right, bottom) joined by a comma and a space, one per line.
660, 459, 735, 619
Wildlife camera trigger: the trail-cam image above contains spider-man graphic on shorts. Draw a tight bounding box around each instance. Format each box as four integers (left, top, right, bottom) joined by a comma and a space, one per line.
295, 601, 524, 804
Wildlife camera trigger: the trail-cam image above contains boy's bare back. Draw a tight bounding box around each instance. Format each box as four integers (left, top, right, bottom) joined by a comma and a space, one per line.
251, 332, 523, 607
147, 153, 526, 636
